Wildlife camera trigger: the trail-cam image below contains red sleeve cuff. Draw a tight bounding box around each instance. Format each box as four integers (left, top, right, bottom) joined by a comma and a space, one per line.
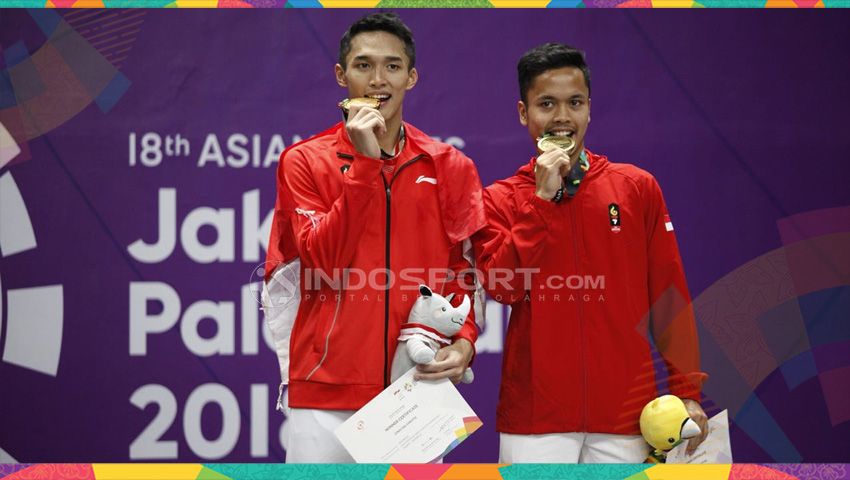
527, 194, 561, 224
346, 153, 384, 183
452, 321, 479, 366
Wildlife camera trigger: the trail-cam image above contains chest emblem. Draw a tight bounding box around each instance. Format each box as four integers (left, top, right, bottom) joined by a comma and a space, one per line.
664, 214, 674, 232
609, 203, 621, 233
415, 175, 437, 185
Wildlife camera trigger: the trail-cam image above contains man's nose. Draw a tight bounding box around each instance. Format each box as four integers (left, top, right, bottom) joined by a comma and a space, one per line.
554, 103, 570, 123
369, 68, 386, 87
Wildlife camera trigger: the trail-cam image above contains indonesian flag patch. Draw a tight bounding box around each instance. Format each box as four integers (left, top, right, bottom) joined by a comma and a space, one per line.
664, 214, 674, 232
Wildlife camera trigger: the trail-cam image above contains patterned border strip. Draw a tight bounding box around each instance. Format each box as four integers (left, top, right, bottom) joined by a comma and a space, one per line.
2, 464, 850, 480
3, 0, 850, 8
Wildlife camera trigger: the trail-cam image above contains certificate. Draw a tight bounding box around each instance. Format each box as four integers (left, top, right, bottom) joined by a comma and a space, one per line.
334, 367, 483, 463
666, 409, 733, 464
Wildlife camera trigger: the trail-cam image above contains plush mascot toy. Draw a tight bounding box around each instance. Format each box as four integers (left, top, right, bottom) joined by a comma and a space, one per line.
390, 285, 474, 384
639, 395, 702, 463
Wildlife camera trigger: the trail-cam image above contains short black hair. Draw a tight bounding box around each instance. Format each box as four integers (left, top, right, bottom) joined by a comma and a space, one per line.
517, 43, 591, 103
339, 12, 416, 71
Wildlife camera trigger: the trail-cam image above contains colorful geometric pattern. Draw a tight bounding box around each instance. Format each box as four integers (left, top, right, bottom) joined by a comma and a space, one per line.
0, 10, 132, 165
434, 416, 483, 462
1, 0, 846, 6
1, 3, 847, 476
680, 205, 850, 462
2, 464, 850, 479
62, 9, 147, 71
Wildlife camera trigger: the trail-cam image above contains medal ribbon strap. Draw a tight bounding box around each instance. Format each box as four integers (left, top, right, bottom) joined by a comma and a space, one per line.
553, 150, 590, 203
380, 125, 405, 182
380, 124, 406, 160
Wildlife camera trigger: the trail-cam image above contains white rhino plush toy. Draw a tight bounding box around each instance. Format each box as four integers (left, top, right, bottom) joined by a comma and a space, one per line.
390, 285, 474, 384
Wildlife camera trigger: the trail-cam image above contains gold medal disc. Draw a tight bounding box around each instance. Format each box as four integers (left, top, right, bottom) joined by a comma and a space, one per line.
338, 97, 381, 112
537, 135, 576, 153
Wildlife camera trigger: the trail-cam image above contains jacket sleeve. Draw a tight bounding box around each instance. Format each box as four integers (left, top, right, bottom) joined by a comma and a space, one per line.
280, 148, 384, 272
644, 176, 708, 401
441, 241, 479, 355
472, 185, 557, 303
265, 176, 296, 281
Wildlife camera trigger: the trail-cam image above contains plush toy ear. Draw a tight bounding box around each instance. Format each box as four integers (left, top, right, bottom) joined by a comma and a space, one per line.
445, 293, 456, 303
419, 285, 432, 297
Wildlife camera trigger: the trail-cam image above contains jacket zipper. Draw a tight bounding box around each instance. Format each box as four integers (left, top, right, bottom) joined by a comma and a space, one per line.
569, 199, 588, 431
381, 154, 425, 387
383, 177, 391, 387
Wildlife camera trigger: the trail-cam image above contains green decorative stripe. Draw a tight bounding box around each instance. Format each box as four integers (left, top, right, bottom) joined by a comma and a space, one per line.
499, 464, 652, 480
698, 0, 766, 6
197, 466, 234, 480
2, 0, 45, 6
203, 464, 392, 480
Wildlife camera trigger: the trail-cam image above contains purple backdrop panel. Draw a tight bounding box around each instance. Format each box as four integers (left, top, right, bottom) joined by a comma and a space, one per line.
0, 8, 849, 463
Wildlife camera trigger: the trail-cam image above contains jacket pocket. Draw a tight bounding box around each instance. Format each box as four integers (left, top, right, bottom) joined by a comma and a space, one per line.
305, 289, 344, 380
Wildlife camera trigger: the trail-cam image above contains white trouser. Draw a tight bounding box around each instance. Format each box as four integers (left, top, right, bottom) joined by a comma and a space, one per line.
500, 432, 650, 463
281, 391, 446, 464
281, 392, 356, 463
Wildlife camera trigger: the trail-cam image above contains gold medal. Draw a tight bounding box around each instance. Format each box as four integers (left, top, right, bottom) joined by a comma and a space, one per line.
338, 97, 381, 113
537, 134, 576, 154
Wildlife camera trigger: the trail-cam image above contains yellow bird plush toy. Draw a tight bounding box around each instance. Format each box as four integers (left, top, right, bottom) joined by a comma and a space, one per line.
639, 395, 702, 463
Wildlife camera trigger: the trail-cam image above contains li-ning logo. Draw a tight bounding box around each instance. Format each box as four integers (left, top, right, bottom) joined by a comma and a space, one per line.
609, 203, 621, 233
415, 175, 437, 185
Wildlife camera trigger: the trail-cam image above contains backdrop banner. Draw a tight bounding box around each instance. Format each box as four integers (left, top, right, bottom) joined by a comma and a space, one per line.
1, 8, 849, 463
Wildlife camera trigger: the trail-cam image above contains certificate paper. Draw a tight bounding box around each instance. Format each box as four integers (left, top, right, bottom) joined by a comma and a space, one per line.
666, 409, 733, 464
334, 368, 483, 463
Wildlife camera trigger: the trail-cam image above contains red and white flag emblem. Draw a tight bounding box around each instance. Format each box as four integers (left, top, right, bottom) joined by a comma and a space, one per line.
664, 214, 674, 232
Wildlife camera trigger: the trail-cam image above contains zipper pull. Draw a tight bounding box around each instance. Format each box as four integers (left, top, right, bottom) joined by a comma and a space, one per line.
275, 382, 285, 413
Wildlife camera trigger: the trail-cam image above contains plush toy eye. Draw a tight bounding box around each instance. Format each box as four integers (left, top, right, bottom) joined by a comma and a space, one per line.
441, 307, 447, 312
668, 437, 675, 443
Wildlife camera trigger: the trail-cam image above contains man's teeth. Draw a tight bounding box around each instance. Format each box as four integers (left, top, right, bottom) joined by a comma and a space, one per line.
551, 131, 573, 137
368, 95, 390, 100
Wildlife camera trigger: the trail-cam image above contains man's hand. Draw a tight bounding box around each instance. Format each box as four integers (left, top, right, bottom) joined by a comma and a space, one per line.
414, 338, 473, 384
345, 104, 386, 159
682, 398, 709, 455
534, 148, 572, 201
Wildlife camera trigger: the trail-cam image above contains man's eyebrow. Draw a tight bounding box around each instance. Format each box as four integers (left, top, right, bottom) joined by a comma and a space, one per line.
352, 54, 404, 63
533, 93, 587, 101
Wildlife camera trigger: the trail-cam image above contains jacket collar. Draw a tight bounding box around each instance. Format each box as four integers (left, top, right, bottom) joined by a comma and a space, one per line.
334, 121, 428, 163
517, 148, 608, 182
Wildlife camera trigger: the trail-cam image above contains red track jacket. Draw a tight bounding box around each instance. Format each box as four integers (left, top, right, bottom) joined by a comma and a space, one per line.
475, 151, 708, 435
266, 122, 485, 410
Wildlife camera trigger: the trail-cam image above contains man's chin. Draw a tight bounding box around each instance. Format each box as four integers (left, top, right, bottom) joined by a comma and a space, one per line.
381, 107, 401, 124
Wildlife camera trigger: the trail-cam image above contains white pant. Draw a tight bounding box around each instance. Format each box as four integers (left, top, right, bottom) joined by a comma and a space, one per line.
281, 392, 356, 463
281, 391, 446, 464
500, 432, 649, 463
